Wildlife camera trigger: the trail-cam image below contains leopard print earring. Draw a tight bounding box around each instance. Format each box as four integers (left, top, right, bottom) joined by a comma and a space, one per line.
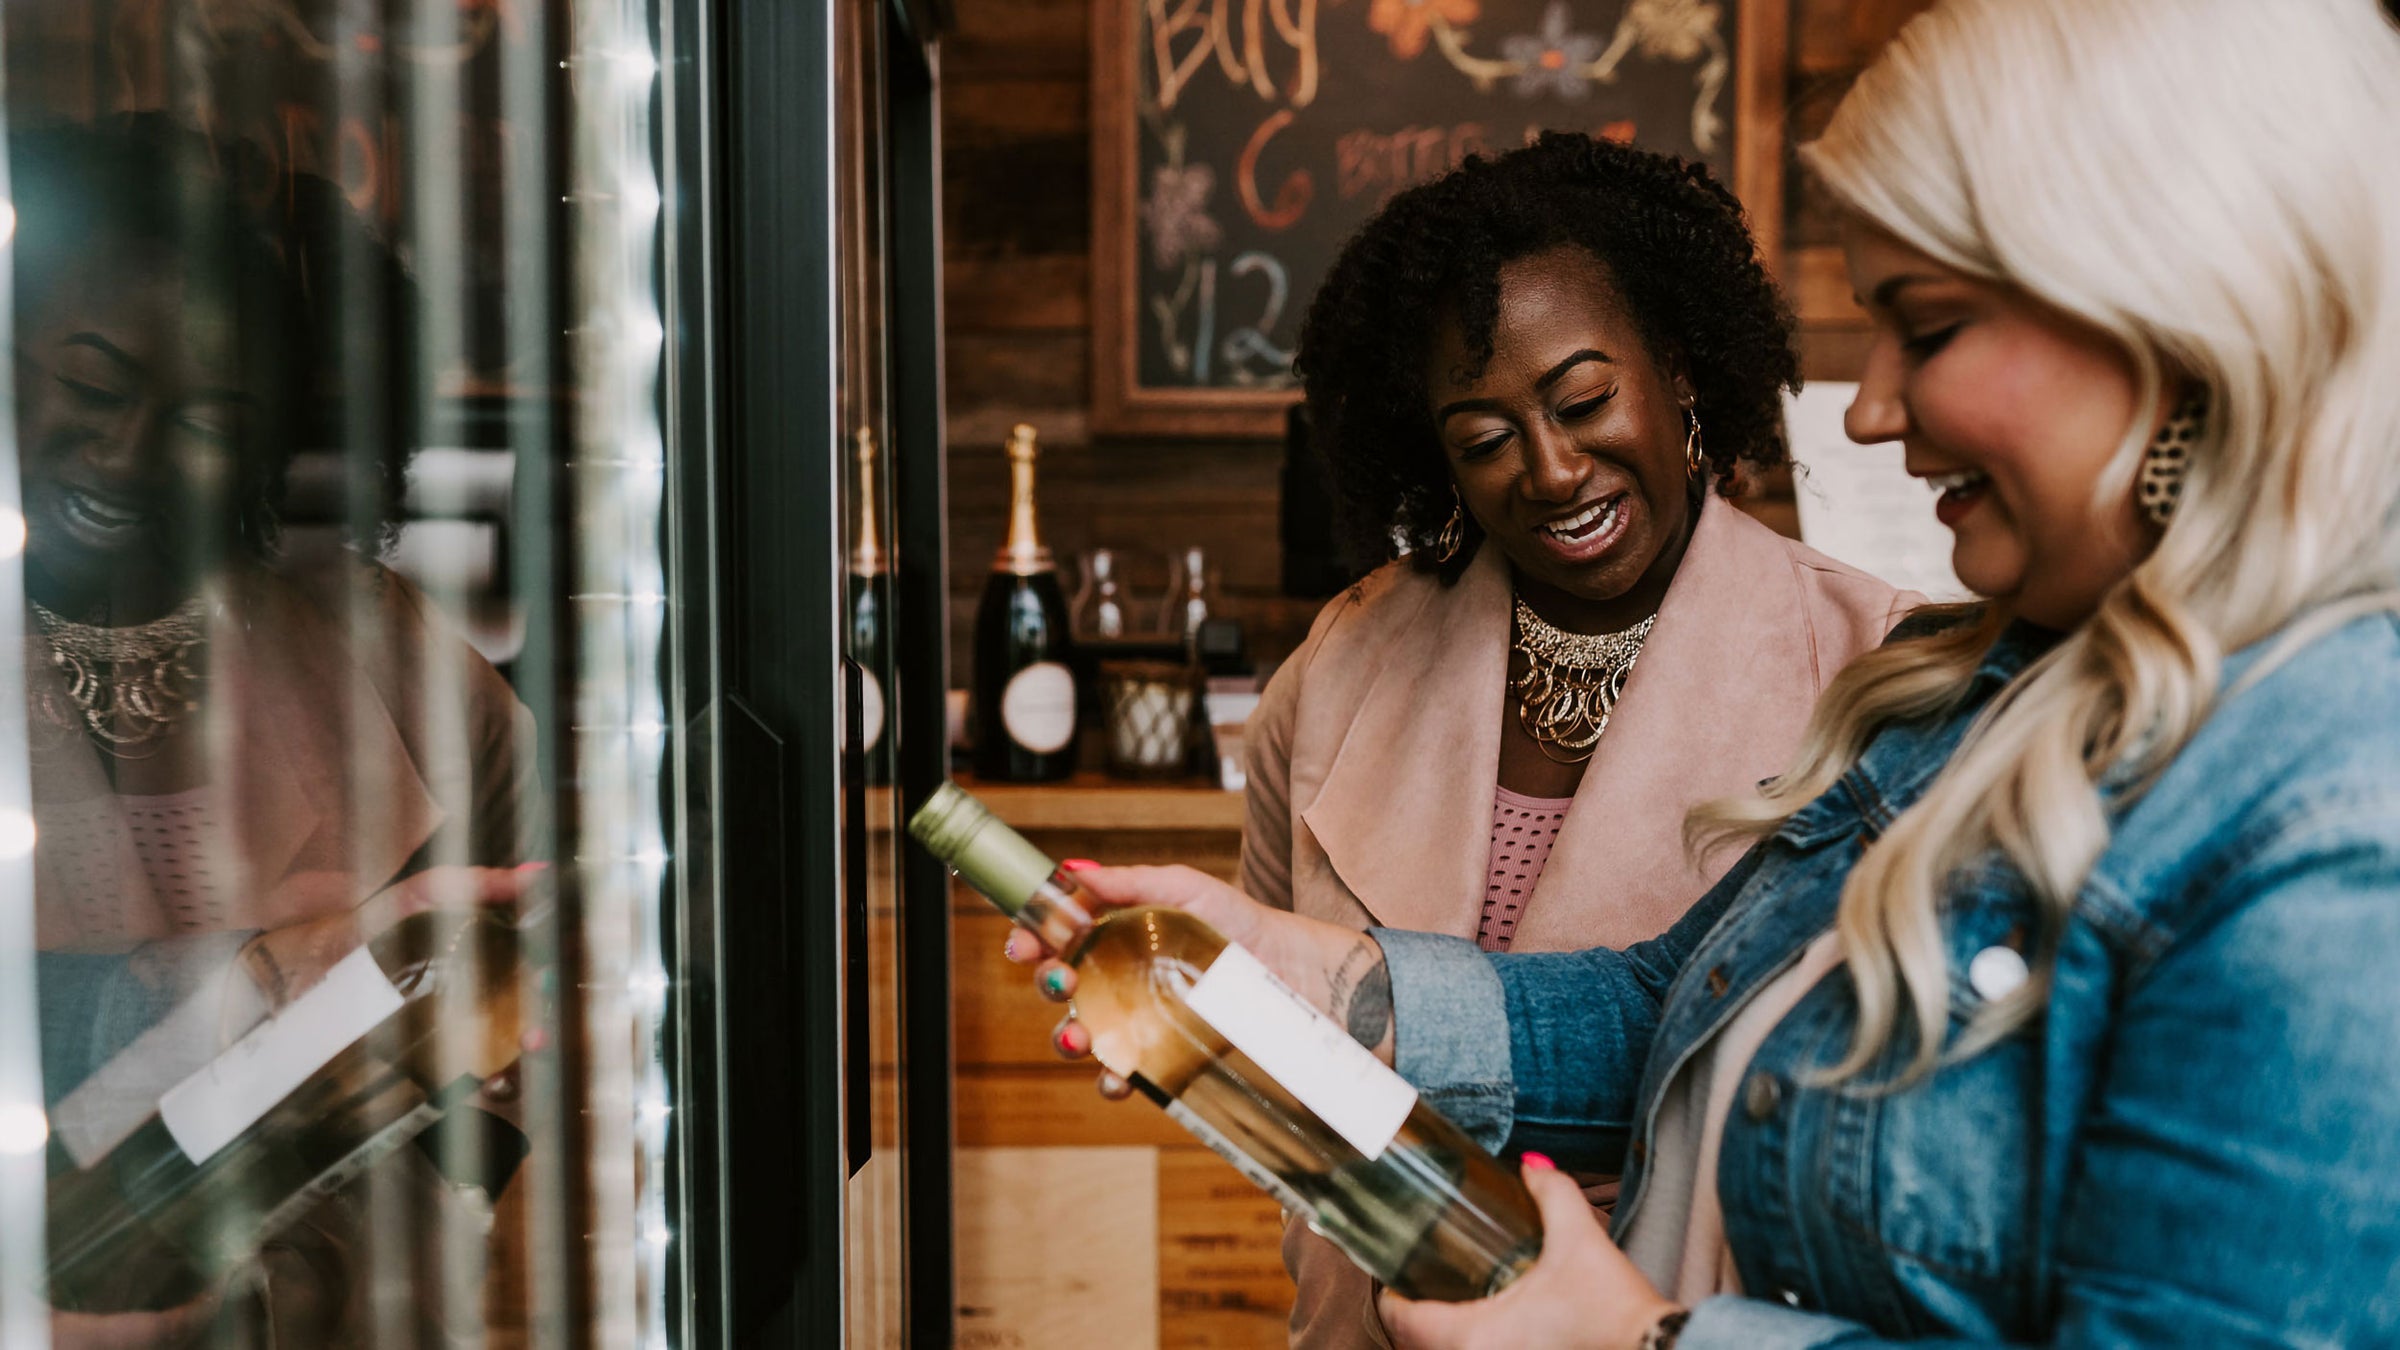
2139, 386, 2209, 528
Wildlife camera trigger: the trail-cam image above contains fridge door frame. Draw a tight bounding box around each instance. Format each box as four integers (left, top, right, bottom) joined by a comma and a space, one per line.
664, 0, 951, 1343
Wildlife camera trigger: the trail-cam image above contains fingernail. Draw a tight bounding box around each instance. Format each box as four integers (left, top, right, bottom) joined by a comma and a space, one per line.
1521, 1151, 1555, 1172
1054, 1022, 1088, 1056
1060, 858, 1100, 872
1003, 932, 1024, 961
1040, 966, 1071, 998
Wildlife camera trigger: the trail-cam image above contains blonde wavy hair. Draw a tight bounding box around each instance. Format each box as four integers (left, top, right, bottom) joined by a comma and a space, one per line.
1696, 0, 2400, 1085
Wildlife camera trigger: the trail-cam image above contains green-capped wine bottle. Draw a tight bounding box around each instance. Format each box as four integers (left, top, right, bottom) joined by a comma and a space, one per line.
911, 783, 1542, 1301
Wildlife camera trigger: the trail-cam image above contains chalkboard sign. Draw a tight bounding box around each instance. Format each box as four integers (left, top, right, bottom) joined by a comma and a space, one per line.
1092, 0, 1786, 438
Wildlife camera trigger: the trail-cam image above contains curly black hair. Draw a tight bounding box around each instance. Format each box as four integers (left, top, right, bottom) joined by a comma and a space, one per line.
1295, 132, 1799, 582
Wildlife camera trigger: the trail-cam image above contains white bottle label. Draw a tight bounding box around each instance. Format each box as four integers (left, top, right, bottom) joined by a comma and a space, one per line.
1000, 660, 1076, 754
1184, 944, 1417, 1161
859, 667, 887, 753
158, 945, 406, 1164
1165, 1097, 1311, 1216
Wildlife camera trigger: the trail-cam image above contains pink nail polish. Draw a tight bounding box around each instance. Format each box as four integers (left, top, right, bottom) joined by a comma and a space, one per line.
1060, 858, 1100, 872
1521, 1151, 1556, 1171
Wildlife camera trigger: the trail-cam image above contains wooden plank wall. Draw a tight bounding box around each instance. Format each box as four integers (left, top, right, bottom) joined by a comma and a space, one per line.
939, 3, 1938, 1344
941, 0, 1939, 687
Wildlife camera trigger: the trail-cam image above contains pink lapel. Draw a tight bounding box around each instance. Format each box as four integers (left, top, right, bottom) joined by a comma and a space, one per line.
220, 568, 448, 926
1295, 544, 1513, 938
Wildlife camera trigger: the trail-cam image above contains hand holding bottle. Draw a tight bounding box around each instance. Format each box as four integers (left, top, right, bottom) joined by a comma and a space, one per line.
1374, 1153, 1683, 1350
242, 863, 544, 1008
921, 784, 1543, 1301
1003, 862, 1400, 1090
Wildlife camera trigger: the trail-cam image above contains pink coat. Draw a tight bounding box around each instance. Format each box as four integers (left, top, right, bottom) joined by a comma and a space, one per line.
1239, 493, 1918, 1347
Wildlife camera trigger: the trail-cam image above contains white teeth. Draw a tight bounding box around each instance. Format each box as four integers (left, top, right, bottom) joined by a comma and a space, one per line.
1925, 470, 1990, 495
1542, 499, 1618, 540
65, 491, 148, 531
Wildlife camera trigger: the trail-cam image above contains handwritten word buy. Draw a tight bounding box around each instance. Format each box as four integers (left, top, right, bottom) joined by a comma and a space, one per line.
1149, 0, 1321, 115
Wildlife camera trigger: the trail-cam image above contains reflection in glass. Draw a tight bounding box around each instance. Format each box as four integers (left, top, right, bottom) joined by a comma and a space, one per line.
0, 0, 684, 1343
19, 117, 541, 1345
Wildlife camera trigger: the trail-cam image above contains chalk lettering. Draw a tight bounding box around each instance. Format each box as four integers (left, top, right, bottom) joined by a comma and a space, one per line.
1236, 110, 1312, 230
1336, 123, 1490, 202
1145, 0, 1319, 112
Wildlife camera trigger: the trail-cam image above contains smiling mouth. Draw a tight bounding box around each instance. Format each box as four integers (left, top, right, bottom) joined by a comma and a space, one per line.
54, 487, 155, 546
1538, 494, 1623, 544
1923, 468, 1991, 502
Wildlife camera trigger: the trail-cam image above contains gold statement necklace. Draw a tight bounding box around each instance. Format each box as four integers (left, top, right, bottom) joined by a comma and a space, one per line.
31, 598, 208, 756
1510, 597, 1656, 764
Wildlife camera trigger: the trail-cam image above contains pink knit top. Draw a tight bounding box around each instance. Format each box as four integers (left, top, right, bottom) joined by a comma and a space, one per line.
1479, 786, 1574, 952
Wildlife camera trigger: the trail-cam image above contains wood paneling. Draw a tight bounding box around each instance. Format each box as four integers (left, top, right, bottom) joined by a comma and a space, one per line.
956, 1147, 1160, 1349
1157, 1148, 1296, 1349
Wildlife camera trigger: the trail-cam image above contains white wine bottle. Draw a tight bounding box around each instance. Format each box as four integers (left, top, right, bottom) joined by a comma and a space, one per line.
911, 783, 1541, 1301
44, 906, 524, 1312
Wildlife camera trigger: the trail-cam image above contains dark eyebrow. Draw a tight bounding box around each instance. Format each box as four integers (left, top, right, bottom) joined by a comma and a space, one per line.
1534, 348, 1611, 391
61, 333, 145, 375
1434, 348, 1614, 424
1866, 274, 1944, 309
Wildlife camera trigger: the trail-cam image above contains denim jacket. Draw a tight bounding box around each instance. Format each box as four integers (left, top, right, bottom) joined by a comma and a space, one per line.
1377, 610, 2400, 1347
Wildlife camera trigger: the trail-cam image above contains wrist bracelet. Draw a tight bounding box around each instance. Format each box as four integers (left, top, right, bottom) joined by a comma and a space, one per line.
1640, 1307, 1691, 1350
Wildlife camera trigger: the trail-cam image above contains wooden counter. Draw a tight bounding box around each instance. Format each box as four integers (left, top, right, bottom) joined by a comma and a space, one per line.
962, 771, 1247, 833
947, 774, 1293, 1349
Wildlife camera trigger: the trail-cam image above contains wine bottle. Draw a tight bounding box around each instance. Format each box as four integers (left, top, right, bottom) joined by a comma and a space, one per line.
972, 424, 1078, 782
44, 907, 524, 1312
910, 783, 1542, 1301
850, 426, 893, 787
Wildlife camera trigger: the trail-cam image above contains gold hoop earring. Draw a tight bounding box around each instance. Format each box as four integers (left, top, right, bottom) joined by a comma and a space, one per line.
1683, 406, 1706, 481
2140, 386, 2207, 528
1434, 488, 1465, 563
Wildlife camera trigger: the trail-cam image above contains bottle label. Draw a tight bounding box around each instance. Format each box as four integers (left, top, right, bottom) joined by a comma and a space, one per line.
1184, 944, 1417, 1161
1165, 1097, 1312, 1216
1000, 661, 1076, 754
859, 667, 886, 753
158, 945, 405, 1164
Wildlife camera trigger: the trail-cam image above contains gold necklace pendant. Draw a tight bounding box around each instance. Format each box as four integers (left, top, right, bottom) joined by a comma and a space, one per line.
30, 598, 209, 755
1510, 598, 1655, 764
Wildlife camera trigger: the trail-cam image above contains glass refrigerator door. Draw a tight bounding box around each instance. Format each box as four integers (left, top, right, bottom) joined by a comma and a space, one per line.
0, 0, 689, 1345
838, 0, 907, 1342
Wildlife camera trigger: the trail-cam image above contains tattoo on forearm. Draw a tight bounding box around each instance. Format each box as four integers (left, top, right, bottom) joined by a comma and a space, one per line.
1326, 939, 1393, 1051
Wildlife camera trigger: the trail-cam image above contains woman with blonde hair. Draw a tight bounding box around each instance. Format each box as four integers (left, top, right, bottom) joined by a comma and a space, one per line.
1020, 0, 2400, 1343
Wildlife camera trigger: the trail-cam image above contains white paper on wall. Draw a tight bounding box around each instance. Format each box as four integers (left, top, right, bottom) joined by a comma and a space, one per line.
1783, 383, 1971, 603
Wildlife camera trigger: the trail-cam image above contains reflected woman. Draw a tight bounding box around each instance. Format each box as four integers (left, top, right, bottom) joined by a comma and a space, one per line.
1239, 134, 1917, 1346
19, 120, 537, 1347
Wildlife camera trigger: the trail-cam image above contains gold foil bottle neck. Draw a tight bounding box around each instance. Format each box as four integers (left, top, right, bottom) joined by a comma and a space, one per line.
851, 426, 886, 577
996, 423, 1055, 575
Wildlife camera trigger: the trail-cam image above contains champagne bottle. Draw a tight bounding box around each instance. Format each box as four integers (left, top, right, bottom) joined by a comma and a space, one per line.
910, 784, 1542, 1301
972, 424, 1077, 781
44, 907, 524, 1312
850, 426, 893, 787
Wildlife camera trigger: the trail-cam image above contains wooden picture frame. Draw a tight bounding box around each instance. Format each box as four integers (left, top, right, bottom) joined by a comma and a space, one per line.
1092, 0, 1787, 441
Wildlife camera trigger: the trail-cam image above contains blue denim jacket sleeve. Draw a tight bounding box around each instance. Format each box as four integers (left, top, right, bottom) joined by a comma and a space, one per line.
1673, 790, 2400, 1349
1373, 846, 1766, 1171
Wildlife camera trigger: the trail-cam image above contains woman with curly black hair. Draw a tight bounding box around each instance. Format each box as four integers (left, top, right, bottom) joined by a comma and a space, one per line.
1237, 132, 1920, 1347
